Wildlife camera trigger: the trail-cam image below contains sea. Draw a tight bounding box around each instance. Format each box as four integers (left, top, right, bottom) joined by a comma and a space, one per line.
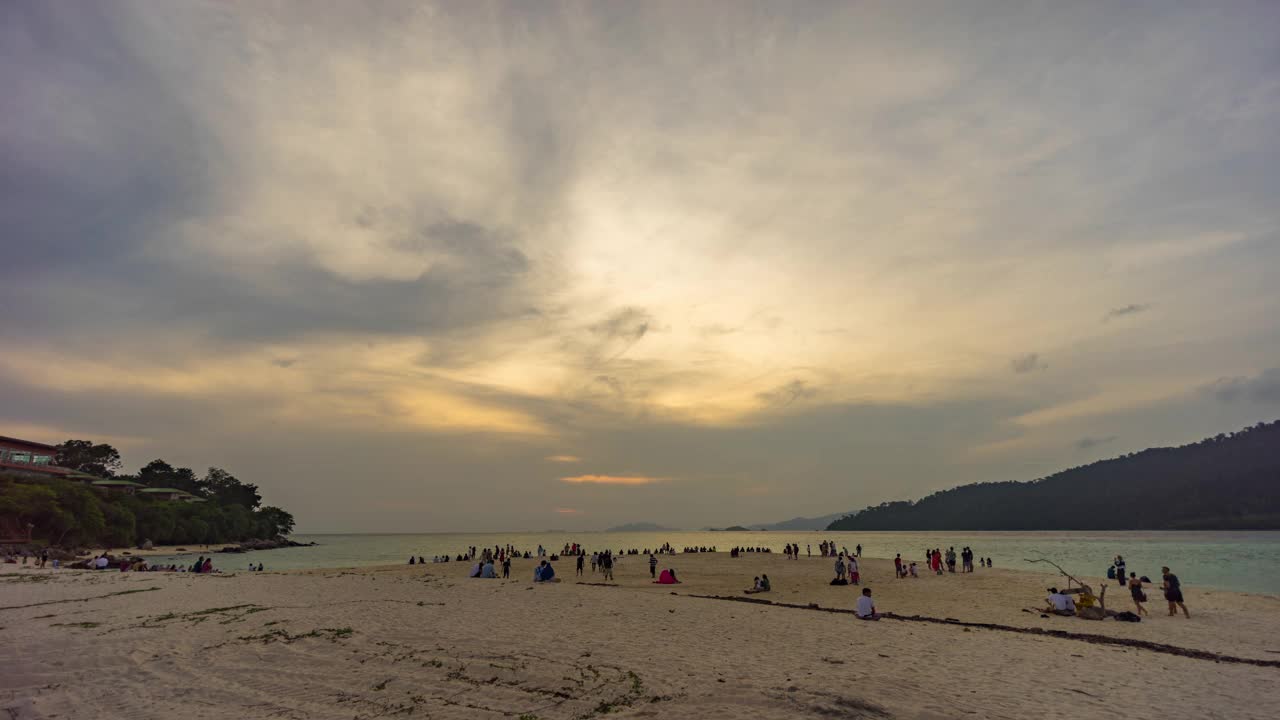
145, 530, 1280, 595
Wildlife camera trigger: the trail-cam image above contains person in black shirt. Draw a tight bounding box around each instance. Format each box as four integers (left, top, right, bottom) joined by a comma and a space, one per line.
1161, 566, 1189, 618
576, 553, 585, 576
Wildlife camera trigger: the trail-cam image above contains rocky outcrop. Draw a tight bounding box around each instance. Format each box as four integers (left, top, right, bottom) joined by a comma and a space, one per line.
216, 537, 318, 554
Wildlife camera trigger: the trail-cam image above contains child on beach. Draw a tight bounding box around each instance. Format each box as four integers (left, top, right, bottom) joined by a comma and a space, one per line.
908, 562, 918, 578
856, 588, 880, 620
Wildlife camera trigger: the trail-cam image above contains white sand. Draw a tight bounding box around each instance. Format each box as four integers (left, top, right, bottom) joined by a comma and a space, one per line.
3, 554, 1278, 719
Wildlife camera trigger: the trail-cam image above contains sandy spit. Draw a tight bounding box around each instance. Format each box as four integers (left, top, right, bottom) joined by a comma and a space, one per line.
3, 553, 1279, 719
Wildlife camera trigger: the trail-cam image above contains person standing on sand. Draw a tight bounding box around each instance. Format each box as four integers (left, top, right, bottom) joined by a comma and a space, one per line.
894, 554, 903, 578
1161, 566, 1190, 618
856, 544, 861, 558
576, 553, 585, 577
807, 544, 811, 558
649, 553, 658, 579
1128, 572, 1149, 616
502, 556, 511, 579
848, 555, 859, 585
834, 554, 846, 581
1115, 556, 1126, 586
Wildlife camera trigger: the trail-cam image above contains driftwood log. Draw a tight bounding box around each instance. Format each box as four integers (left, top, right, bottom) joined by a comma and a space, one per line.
1024, 555, 1107, 618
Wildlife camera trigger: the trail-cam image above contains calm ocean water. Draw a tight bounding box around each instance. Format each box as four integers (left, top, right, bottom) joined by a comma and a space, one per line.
147, 530, 1280, 595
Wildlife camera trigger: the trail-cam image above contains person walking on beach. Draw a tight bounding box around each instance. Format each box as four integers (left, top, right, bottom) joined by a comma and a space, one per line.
502, 556, 511, 579
807, 544, 811, 558
856, 544, 861, 558
576, 553, 585, 577
834, 554, 846, 582
848, 555, 860, 585
649, 553, 658, 579
602, 552, 614, 581
1161, 566, 1189, 618
1114, 556, 1126, 587
1128, 572, 1149, 616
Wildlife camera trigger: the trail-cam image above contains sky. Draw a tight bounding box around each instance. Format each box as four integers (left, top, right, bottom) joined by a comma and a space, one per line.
2, 1, 1279, 532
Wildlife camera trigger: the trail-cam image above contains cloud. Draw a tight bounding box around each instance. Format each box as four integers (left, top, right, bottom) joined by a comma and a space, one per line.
1207, 368, 1280, 405
561, 475, 666, 486
554, 507, 582, 515
1010, 353, 1048, 374
545, 455, 581, 463
756, 380, 819, 407
3, 2, 1280, 531
1075, 435, 1118, 450
1104, 304, 1150, 321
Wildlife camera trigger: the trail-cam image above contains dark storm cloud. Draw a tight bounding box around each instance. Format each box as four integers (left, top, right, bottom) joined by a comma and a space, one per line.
1010, 353, 1048, 374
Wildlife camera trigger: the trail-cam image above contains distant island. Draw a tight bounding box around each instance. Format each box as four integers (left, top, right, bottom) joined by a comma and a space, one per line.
605, 522, 674, 532
710, 525, 752, 532
827, 420, 1280, 531
749, 512, 849, 532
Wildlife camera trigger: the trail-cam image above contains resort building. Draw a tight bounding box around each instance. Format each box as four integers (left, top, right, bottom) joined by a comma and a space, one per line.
0, 435, 82, 480
138, 487, 205, 503
90, 479, 147, 495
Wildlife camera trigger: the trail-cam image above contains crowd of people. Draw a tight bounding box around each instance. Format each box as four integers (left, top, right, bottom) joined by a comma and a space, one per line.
397, 538, 1196, 626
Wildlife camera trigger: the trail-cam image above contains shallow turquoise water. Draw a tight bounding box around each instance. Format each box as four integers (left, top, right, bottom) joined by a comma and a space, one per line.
150, 530, 1280, 595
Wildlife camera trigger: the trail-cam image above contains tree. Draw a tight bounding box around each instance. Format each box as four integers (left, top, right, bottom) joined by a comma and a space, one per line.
137, 459, 203, 494
203, 467, 261, 509
54, 440, 122, 477
256, 506, 295, 537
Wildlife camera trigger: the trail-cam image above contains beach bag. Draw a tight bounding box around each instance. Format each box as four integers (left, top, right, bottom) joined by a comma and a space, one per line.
1115, 611, 1141, 622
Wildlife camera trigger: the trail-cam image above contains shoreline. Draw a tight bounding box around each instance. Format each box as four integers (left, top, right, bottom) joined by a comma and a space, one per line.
3, 553, 1277, 718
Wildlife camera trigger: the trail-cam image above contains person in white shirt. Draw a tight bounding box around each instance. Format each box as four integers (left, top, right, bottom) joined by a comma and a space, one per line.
94, 555, 109, 570
855, 587, 880, 620
1045, 588, 1076, 616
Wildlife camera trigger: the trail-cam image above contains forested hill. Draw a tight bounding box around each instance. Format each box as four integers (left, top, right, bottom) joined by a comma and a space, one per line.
827, 420, 1280, 531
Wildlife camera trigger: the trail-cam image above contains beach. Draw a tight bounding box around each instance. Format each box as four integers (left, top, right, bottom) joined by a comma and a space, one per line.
4, 553, 1279, 719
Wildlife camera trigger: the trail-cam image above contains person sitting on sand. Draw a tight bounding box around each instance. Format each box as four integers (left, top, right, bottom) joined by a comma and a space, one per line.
908, 561, 918, 578
470, 561, 483, 578
481, 561, 496, 578
746, 576, 763, 593
856, 588, 881, 620
534, 560, 557, 582
654, 568, 680, 584
1045, 588, 1076, 616
760, 574, 770, 592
